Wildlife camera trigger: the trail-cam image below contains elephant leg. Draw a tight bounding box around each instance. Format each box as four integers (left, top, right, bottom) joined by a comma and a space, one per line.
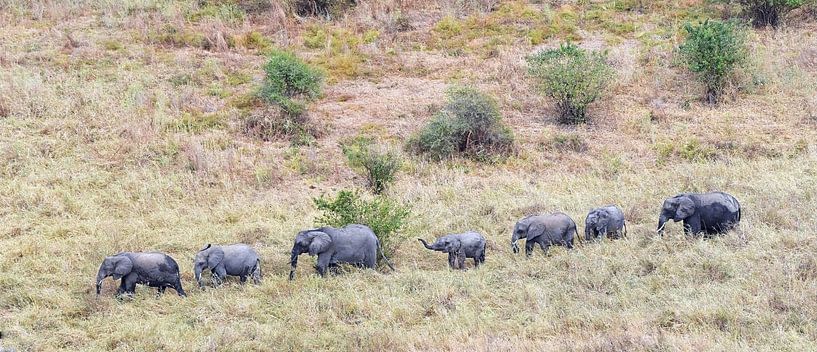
525, 241, 535, 257
684, 216, 702, 237
457, 252, 466, 271
122, 274, 138, 295
157, 286, 166, 295
315, 253, 332, 277
538, 241, 550, 254
173, 278, 186, 297
447, 252, 456, 269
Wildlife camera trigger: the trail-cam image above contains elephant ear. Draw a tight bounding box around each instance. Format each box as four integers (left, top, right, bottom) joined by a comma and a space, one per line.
207, 247, 224, 270
527, 222, 546, 241
112, 256, 133, 280
308, 231, 332, 256
443, 238, 461, 253
676, 196, 695, 219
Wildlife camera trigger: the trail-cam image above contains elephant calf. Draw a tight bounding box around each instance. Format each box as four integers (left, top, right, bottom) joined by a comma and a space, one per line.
96, 252, 186, 297
512, 212, 578, 256
657, 191, 741, 237
418, 231, 486, 270
289, 224, 395, 280
585, 205, 627, 241
194, 244, 261, 288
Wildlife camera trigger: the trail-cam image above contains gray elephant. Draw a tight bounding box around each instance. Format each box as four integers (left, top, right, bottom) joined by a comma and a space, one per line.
194, 244, 261, 288
511, 212, 578, 256
417, 231, 486, 270
96, 252, 186, 297
656, 191, 741, 237
585, 205, 627, 241
289, 224, 395, 280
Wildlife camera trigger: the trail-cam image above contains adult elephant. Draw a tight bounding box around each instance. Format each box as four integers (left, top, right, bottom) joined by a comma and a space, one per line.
656, 192, 741, 237
511, 212, 578, 256
289, 224, 395, 280
417, 231, 486, 270
95, 252, 186, 297
585, 205, 627, 241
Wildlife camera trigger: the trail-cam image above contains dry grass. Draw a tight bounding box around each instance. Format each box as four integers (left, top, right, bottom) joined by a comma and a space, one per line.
1, 0, 817, 350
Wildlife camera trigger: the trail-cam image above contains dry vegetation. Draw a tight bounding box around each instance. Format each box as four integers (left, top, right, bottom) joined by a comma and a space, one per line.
1, 0, 817, 350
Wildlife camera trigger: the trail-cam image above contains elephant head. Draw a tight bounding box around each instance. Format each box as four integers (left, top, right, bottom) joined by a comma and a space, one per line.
194, 244, 225, 288
585, 210, 610, 241
656, 195, 695, 234
95, 255, 133, 295
417, 236, 461, 253
511, 216, 545, 254
289, 230, 332, 280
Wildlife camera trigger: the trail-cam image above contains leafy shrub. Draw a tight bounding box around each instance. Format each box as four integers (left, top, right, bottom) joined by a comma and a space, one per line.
549, 132, 588, 152
313, 190, 410, 261
342, 137, 402, 194
242, 108, 319, 146
735, 0, 805, 27
408, 86, 514, 161
260, 49, 323, 116
527, 43, 614, 124
678, 20, 748, 105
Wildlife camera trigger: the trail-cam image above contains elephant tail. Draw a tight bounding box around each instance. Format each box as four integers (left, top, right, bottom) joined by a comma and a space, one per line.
573, 222, 583, 246
623, 221, 628, 238
378, 240, 396, 272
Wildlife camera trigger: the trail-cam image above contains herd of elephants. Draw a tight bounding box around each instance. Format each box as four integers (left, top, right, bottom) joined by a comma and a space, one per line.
95, 191, 742, 297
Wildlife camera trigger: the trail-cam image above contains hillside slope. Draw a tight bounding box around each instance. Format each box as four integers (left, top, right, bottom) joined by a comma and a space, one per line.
1, 0, 817, 350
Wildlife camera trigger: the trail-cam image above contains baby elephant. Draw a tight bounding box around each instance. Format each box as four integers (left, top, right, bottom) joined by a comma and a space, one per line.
585, 205, 627, 241
194, 244, 261, 288
96, 252, 186, 297
418, 232, 486, 270
512, 212, 578, 256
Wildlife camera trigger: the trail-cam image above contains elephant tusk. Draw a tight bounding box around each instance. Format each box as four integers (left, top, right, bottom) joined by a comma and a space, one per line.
656, 222, 667, 233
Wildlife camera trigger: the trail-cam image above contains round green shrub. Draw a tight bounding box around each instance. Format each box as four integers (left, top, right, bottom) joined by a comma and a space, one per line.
678, 20, 748, 105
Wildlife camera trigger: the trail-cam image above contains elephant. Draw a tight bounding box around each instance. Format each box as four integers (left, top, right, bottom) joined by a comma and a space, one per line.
289, 224, 395, 280
194, 244, 261, 288
511, 212, 578, 256
585, 205, 627, 241
656, 192, 741, 237
95, 252, 186, 297
417, 231, 486, 270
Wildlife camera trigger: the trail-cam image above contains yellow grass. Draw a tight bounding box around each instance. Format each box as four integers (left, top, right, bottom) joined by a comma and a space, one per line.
1, 0, 817, 350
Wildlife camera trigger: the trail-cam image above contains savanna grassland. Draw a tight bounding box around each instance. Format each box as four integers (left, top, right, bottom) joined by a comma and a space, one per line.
2, 0, 817, 350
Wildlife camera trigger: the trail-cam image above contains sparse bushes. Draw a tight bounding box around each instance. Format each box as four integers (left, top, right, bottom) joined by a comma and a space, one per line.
527, 43, 614, 124
678, 20, 748, 105
408, 86, 514, 161
342, 136, 402, 194
734, 0, 805, 27
291, 0, 356, 18
313, 189, 410, 260
261, 49, 323, 116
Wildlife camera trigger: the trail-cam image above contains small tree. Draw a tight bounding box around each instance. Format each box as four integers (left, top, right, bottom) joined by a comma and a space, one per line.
313, 190, 410, 261
408, 86, 514, 161
678, 20, 748, 105
342, 138, 402, 195
527, 43, 614, 124
260, 49, 323, 116
736, 0, 805, 27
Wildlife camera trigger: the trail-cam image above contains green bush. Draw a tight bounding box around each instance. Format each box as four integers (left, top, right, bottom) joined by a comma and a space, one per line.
527, 43, 614, 124
313, 190, 410, 261
735, 0, 805, 27
408, 86, 514, 161
260, 49, 323, 116
678, 20, 748, 105
341, 137, 402, 194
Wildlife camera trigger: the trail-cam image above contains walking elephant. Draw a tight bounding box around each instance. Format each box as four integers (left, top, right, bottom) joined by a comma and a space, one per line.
656, 192, 741, 237
585, 205, 627, 241
96, 252, 186, 297
289, 224, 395, 280
194, 244, 261, 288
511, 212, 578, 256
418, 231, 486, 270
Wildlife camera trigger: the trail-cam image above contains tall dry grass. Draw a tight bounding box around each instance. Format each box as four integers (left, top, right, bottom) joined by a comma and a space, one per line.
1, 0, 817, 350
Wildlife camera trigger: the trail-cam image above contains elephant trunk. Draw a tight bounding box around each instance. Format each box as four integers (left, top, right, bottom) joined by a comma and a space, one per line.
289, 247, 300, 281
417, 238, 433, 250
194, 266, 203, 288
656, 214, 669, 235
584, 225, 592, 241
95, 269, 106, 295
511, 233, 521, 254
